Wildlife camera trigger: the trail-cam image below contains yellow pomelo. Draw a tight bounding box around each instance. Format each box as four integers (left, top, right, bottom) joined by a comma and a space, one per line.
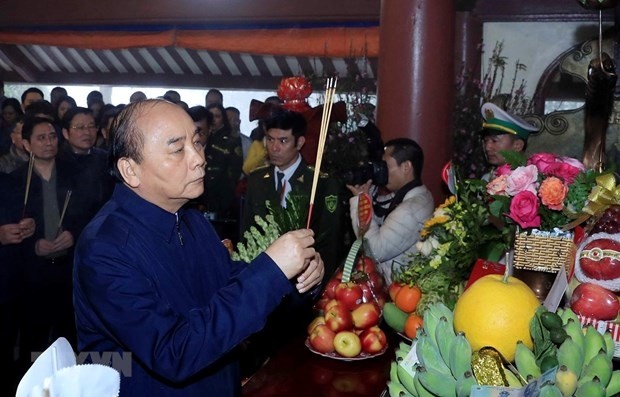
453, 274, 540, 362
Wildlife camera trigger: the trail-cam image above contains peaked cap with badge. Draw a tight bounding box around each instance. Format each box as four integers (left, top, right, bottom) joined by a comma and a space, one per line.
481, 102, 538, 141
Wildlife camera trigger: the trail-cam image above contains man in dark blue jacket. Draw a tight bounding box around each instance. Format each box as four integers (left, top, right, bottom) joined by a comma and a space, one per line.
0, 173, 35, 395
73, 99, 323, 396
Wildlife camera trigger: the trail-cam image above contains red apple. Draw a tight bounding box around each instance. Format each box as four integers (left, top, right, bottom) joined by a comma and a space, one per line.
335, 282, 364, 310
351, 302, 381, 329
579, 238, 620, 280
368, 271, 385, 290
307, 316, 326, 335
375, 294, 386, 308
333, 331, 362, 357
359, 282, 375, 304
324, 298, 340, 312
359, 326, 387, 353
323, 278, 341, 299
325, 304, 353, 332
355, 256, 377, 274
570, 282, 620, 321
388, 282, 403, 302
309, 324, 336, 353
314, 297, 329, 313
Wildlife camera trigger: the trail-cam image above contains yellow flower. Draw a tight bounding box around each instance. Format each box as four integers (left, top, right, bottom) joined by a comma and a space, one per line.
439, 196, 456, 209
423, 215, 450, 230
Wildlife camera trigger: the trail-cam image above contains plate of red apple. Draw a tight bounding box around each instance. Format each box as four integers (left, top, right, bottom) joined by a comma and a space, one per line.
306, 282, 388, 360
304, 331, 388, 361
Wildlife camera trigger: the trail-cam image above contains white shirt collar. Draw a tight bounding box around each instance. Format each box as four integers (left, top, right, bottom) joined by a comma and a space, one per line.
274, 154, 302, 206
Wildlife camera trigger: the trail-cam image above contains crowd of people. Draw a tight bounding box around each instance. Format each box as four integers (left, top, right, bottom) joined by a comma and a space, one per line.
0, 78, 538, 395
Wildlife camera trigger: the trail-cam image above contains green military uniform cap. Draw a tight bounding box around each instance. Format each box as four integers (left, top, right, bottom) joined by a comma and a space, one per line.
481, 102, 538, 141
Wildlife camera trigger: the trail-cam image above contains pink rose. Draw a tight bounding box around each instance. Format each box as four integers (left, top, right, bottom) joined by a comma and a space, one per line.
545, 162, 581, 184
559, 156, 585, 171
508, 190, 541, 229
506, 165, 538, 196
495, 164, 512, 177
487, 174, 509, 196
527, 153, 557, 174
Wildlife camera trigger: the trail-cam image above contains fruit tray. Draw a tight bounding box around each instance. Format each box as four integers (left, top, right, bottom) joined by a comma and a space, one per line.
304, 338, 387, 361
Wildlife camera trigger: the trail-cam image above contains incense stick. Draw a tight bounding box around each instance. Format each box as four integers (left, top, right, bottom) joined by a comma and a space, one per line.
56, 190, 72, 237
306, 77, 337, 228
22, 152, 34, 219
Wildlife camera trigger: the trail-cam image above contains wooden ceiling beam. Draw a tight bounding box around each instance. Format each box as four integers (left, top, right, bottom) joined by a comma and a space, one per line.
28, 71, 287, 91
0, 44, 38, 82
0, 0, 380, 29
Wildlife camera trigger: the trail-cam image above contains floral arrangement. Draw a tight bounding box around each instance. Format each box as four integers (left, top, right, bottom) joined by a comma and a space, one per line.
485, 151, 600, 232
393, 177, 504, 312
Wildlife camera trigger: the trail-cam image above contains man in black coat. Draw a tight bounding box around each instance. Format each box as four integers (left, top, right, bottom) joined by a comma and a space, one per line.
0, 173, 35, 395
11, 116, 90, 378
242, 108, 344, 281
240, 107, 345, 374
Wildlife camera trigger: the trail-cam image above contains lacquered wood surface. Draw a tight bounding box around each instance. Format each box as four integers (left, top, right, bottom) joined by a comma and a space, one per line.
242, 332, 396, 397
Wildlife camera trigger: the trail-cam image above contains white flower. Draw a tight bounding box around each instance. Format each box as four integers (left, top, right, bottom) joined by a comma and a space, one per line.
416, 237, 440, 256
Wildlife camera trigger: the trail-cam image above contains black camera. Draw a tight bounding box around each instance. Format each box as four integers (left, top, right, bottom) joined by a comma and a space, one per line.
340, 160, 388, 186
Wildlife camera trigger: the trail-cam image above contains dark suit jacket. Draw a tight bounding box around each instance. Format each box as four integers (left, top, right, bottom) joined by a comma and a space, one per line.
0, 173, 26, 302
242, 158, 345, 280
11, 158, 90, 286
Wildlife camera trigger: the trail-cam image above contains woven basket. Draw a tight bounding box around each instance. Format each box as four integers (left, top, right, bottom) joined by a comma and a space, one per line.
513, 230, 576, 273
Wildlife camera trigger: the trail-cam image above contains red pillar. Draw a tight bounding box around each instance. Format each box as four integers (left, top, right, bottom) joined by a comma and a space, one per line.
376, 0, 455, 203
454, 11, 482, 83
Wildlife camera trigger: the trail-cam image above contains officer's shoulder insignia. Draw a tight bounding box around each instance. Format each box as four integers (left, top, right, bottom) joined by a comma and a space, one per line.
248, 164, 269, 177
325, 195, 338, 213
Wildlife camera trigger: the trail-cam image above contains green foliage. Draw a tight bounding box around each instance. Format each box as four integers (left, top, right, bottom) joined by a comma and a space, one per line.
232, 191, 313, 262
500, 150, 527, 168
393, 175, 505, 314
267, 193, 308, 232
232, 214, 281, 262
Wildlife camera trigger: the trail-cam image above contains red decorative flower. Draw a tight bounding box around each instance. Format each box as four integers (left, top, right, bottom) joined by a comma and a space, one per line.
277, 77, 313, 113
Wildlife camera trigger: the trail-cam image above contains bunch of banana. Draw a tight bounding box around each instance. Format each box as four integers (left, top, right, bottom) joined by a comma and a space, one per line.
515, 306, 620, 397
387, 302, 478, 397
387, 341, 416, 397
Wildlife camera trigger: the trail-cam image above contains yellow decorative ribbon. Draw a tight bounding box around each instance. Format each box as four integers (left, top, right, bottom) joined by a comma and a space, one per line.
583, 173, 620, 216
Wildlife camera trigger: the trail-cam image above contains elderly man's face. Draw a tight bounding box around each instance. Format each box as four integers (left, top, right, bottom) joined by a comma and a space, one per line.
128, 102, 206, 213
64, 113, 97, 154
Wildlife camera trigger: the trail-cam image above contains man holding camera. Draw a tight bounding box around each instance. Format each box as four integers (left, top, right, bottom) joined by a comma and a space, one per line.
347, 138, 434, 284
242, 108, 344, 282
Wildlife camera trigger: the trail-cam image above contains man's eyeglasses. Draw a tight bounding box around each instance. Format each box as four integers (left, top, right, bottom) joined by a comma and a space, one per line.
71, 124, 97, 131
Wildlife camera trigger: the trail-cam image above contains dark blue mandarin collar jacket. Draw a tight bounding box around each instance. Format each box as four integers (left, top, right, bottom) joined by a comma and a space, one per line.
73, 183, 293, 396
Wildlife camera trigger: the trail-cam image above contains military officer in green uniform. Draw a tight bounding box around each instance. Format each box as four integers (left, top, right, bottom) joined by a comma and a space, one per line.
242, 108, 344, 282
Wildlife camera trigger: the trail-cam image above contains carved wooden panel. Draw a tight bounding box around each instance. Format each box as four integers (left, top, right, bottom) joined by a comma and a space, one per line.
525, 35, 620, 168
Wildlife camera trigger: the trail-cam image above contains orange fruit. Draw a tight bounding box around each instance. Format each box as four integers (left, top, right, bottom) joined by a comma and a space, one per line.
394, 285, 421, 313
404, 313, 423, 339
453, 274, 540, 362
